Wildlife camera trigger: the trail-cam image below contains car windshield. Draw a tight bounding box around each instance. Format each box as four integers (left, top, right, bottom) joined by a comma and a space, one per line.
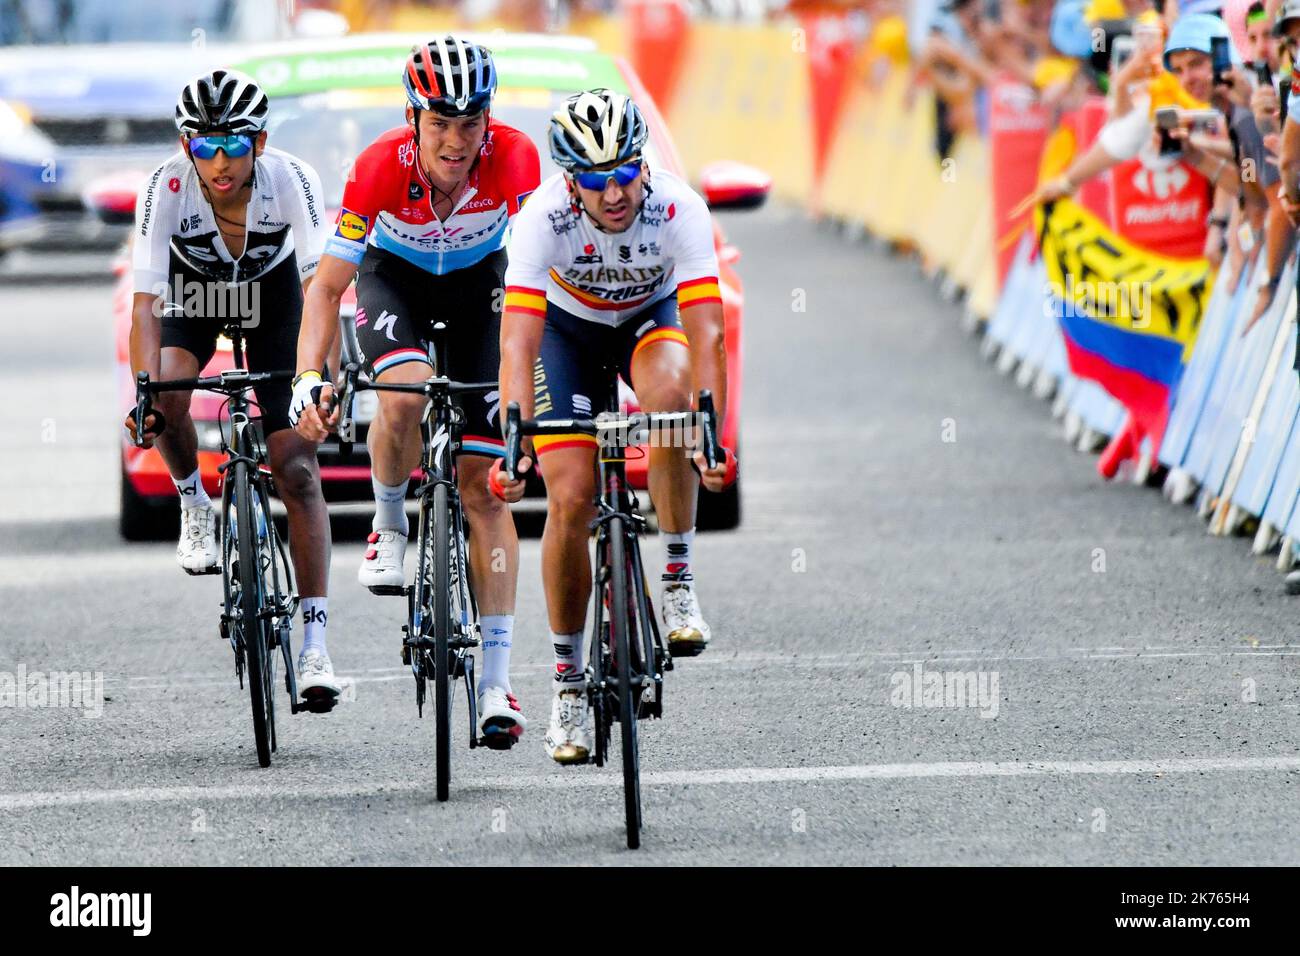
265, 88, 661, 209
0, 0, 282, 46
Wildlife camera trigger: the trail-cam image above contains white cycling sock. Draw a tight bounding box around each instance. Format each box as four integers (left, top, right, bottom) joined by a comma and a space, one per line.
174, 468, 211, 510
371, 476, 409, 534
662, 529, 694, 582
301, 597, 328, 656
480, 614, 514, 692
552, 630, 585, 687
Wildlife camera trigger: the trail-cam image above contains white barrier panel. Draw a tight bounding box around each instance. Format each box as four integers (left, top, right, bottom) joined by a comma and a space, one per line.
1180, 270, 1266, 484
1158, 261, 1240, 470
985, 235, 1036, 350
1070, 377, 1126, 436
1202, 258, 1291, 498
1005, 255, 1049, 364
1232, 315, 1300, 517
1274, 412, 1300, 540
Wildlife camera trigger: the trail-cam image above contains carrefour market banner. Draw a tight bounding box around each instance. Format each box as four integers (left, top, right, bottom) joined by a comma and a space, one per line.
1036, 197, 1214, 459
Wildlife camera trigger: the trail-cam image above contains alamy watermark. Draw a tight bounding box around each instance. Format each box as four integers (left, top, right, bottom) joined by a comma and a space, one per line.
889, 663, 1000, 718
150, 276, 262, 327
0, 665, 104, 718
594, 412, 716, 459
1044, 274, 1154, 328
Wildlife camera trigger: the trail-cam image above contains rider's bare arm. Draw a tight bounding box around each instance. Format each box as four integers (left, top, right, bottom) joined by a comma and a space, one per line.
679, 299, 727, 425
498, 304, 545, 493
298, 255, 354, 377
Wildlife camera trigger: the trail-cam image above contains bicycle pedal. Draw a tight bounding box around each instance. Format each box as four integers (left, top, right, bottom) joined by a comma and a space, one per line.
367, 584, 407, 597
667, 641, 706, 659
477, 721, 521, 750
300, 687, 340, 713
184, 565, 221, 577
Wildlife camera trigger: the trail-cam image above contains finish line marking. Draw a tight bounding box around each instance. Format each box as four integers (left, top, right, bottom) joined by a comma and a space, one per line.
4, 756, 1300, 810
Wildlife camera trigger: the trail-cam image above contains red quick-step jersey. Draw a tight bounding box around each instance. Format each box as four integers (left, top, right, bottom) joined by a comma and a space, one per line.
325, 121, 539, 275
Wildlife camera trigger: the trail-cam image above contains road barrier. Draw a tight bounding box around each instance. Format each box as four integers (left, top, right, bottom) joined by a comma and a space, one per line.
632, 10, 1300, 578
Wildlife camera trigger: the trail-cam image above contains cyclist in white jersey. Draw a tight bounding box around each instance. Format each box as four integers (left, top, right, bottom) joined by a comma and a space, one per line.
124, 70, 340, 705
493, 90, 733, 764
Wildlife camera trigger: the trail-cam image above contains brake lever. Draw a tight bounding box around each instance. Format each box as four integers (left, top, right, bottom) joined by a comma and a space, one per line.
335, 363, 359, 457
504, 401, 521, 481
132, 371, 158, 448
698, 389, 722, 471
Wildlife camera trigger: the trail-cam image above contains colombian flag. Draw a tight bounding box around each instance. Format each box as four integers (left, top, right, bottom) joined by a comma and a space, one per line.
1036, 198, 1213, 468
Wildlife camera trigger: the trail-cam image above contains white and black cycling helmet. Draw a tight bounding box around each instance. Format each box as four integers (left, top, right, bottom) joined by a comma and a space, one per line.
175, 69, 269, 135
549, 89, 649, 171
404, 35, 497, 116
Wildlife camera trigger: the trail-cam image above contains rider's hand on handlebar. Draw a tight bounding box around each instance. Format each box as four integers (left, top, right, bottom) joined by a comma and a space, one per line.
693, 446, 734, 493
490, 454, 533, 503
123, 409, 163, 449
291, 376, 338, 444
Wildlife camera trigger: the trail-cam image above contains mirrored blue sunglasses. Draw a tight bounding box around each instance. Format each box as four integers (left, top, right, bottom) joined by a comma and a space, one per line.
187, 134, 254, 160
574, 161, 642, 191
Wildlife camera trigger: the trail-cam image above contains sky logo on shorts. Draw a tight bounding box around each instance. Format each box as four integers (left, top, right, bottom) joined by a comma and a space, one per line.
335, 210, 369, 241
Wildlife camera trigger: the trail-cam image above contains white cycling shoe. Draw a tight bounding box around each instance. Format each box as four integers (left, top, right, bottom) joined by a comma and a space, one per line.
544, 687, 592, 765
297, 650, 341, 707
358, 528, 406, 591
177, 505, 219, 575
478, 685, 526, 750
662, 579, 712, 657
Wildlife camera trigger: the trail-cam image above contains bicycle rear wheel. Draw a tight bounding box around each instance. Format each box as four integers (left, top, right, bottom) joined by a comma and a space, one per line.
608, 516, 642, 848
232, 458, 273, 768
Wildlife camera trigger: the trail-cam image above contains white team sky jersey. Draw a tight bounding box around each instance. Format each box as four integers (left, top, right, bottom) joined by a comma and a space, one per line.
503, 168, 721, 327
132, 146, 327, 294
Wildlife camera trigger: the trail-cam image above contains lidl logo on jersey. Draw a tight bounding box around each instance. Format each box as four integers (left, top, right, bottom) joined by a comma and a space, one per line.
336, 211, 369, 241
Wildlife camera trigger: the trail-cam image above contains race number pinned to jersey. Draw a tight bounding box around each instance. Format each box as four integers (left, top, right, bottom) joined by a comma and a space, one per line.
335, 210, 369, 241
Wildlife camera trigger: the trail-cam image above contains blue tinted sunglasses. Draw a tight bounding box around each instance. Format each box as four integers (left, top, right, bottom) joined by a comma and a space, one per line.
574, 161, 642, 191
187, 134, 254, 160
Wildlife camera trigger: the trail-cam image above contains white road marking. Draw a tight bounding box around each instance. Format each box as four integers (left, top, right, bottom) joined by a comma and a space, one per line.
3, 756, 1299, 810
99, 645, 1300, 690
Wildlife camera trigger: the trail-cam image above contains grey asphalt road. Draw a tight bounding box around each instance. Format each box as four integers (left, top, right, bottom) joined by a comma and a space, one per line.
2, 206, 1299, 866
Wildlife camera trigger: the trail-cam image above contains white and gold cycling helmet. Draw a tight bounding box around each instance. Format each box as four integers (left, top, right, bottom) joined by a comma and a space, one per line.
549, 88, 648, 171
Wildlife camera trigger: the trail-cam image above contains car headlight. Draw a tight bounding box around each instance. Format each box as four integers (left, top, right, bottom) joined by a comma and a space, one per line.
0, 99, 56, 165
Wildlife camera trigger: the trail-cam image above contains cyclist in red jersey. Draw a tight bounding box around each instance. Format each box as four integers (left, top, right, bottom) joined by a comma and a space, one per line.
292, 36, 540, 746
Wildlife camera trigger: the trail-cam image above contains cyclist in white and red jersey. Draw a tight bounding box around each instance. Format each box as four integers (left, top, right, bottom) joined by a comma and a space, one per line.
492, 90, 733, 765
292, 36, 540, 746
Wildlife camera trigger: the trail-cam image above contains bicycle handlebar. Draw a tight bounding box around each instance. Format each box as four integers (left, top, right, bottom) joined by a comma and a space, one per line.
332, 362, 499, 455
131, 369, 293, 448
502, 392, 725, 481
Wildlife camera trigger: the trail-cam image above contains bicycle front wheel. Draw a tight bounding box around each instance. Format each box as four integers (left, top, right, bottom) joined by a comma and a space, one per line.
232, 458, 273, 768
608, 516, 642, 849
432, 481, 453, 802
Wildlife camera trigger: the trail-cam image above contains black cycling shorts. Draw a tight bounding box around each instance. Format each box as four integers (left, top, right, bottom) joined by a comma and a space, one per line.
531, 294, 689, 457
159, 248, 301, 434
354, 246, 506, 457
